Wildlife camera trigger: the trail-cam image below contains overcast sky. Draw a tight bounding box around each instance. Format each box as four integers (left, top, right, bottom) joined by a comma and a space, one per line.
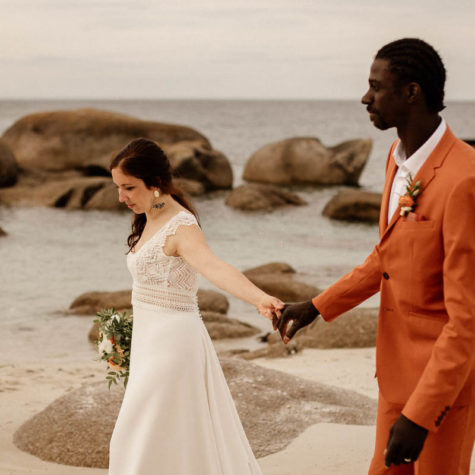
1, 0, 474, 100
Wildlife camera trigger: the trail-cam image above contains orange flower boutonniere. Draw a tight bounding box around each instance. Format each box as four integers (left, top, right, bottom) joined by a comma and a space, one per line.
399, 174, 423, 217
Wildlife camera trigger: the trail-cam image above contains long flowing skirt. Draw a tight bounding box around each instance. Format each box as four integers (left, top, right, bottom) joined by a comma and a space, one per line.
109, 303, 262, 475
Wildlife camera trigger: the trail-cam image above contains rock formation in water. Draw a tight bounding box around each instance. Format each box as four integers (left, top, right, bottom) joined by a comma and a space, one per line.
0, 109, 233, 209
243, 137, 372, 186
0, 138, 19, 187
323, 190, 382, 223
226, 183, 307, 211
243, 262, 320, 302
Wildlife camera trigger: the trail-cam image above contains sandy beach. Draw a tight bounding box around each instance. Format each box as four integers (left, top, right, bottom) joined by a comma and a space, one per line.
1, 347, 474, 474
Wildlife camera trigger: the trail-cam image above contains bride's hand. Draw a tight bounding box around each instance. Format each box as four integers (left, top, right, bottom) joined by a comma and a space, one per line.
257, 295, 284, 321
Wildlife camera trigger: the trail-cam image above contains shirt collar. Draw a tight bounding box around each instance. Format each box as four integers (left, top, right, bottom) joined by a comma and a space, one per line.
392, 118, 447, 175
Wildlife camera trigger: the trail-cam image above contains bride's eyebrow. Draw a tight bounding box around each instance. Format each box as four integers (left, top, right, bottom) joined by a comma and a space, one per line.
114, 183, 134, 188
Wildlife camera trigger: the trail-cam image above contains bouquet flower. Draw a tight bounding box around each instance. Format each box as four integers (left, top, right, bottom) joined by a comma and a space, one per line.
94, 308, 133, 388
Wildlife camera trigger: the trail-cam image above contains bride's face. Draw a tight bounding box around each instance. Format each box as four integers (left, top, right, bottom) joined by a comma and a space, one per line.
111, 167, 154, 214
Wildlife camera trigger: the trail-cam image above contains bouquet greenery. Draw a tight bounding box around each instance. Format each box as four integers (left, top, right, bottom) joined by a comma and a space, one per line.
94, 308, 133, 388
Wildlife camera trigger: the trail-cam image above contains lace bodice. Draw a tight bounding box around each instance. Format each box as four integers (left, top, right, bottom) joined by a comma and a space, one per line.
126, 211, 200, 312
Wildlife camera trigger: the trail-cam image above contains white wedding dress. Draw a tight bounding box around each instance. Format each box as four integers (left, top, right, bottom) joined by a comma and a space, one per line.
109, 211, 262, 475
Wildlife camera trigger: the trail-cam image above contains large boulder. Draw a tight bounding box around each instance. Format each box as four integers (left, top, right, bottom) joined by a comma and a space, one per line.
323, 190, 382, 223
243, 137, 372, 186
243, 262, 320, 302
2, 109, 209, 172
14, 359, 376, 467
1, 109, 232, 208
226, 183, 307, 211
0, 172, 126, 209
0, 138, 19, 187
165, 141, 233, 190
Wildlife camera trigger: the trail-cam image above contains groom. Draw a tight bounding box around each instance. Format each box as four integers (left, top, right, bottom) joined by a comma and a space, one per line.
275, 38, 475, 474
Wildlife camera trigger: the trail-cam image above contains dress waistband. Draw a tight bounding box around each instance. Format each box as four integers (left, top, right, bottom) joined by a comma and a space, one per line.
132, 285, 198, 314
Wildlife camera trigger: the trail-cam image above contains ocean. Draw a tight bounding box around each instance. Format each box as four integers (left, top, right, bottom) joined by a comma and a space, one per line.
1, 99, 474, 363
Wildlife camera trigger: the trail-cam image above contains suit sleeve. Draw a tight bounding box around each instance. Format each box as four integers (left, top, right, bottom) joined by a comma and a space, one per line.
312, 244, 382, 322
402, 175, 475, 431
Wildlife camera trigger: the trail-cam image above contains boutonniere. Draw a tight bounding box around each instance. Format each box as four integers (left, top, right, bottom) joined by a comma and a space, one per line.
399, 174, 423, 217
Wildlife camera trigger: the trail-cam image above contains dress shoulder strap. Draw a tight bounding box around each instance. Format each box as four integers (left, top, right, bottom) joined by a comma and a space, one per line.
162, 211, 198, 239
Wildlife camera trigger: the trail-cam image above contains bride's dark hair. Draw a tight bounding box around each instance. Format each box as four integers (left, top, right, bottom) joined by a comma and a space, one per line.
110, 138, 199, 252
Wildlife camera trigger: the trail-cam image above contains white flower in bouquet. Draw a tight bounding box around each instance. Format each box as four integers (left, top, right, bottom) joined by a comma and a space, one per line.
98, 334, 114, 355
94, 308, 133, 389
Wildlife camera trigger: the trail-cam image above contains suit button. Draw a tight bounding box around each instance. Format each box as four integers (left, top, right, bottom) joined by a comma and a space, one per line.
383, 272, 390, 280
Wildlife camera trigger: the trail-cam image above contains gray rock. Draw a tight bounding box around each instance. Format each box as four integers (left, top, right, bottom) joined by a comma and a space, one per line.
243, 137, 372, 186
0, 109, 233, 209
83, 181, 126, 210
244, 262, 296, 276
226, 183, 306, 211
323, 190, 382, 223
0, 138, 19, 187
2, 108, 209, 173
69, 290, 132, 316
197, 288, 229, 314
202, 311, 260, 339
14, 359, 376, 467
243, 262, 320, 302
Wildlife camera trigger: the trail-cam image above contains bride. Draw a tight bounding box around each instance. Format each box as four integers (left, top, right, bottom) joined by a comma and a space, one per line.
109, 138, 283, 475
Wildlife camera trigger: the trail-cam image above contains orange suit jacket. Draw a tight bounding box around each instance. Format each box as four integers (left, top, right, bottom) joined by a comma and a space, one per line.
313, 127, 475, 432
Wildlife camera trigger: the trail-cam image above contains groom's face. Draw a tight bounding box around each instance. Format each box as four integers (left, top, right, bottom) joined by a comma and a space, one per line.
361, 58, 408, 130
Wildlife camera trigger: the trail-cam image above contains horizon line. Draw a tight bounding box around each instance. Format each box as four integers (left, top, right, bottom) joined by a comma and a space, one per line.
0, 97, 474, 103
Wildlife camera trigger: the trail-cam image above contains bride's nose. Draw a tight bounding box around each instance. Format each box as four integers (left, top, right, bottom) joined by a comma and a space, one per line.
118, 189, 127, 202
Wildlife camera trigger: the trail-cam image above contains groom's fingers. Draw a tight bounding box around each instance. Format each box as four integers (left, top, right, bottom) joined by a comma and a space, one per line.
285, 320, 301, 341
280, 321, 290, 342
276, 314, 287, 334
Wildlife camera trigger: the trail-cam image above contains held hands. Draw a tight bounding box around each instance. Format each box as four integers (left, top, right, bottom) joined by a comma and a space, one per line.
257, 294, 285, 321
273, 300, 320, 343
384, 414, 428, 467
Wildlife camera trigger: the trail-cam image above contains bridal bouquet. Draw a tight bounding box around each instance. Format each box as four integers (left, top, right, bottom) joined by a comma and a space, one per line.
94, 308, 133, 388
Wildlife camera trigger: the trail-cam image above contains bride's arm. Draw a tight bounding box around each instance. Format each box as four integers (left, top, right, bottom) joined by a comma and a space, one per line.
170, 224, 284, 320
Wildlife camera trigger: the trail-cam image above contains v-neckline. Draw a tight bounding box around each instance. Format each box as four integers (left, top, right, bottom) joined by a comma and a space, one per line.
130, 210, 189, 256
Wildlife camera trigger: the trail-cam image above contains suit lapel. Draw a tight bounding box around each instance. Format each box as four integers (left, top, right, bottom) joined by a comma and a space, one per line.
379, 154, 398, 237
379, 126, 456, 241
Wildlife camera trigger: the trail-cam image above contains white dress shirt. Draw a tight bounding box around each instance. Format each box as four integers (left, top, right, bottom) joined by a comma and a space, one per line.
387, 118, 447, 222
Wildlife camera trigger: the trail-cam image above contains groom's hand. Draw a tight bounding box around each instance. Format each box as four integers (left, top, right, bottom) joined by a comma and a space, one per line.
274, 300, 320, 344
384, 414, 428, 467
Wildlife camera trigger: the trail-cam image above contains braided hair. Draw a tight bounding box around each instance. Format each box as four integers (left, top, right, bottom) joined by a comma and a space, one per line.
376, 38, 446, 113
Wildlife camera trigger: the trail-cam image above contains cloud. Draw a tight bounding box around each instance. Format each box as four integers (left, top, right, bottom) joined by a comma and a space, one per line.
1, 0, 474, 99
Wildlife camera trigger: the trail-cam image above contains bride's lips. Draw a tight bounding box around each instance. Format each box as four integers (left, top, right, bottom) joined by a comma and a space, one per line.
127, 203, 135, 208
